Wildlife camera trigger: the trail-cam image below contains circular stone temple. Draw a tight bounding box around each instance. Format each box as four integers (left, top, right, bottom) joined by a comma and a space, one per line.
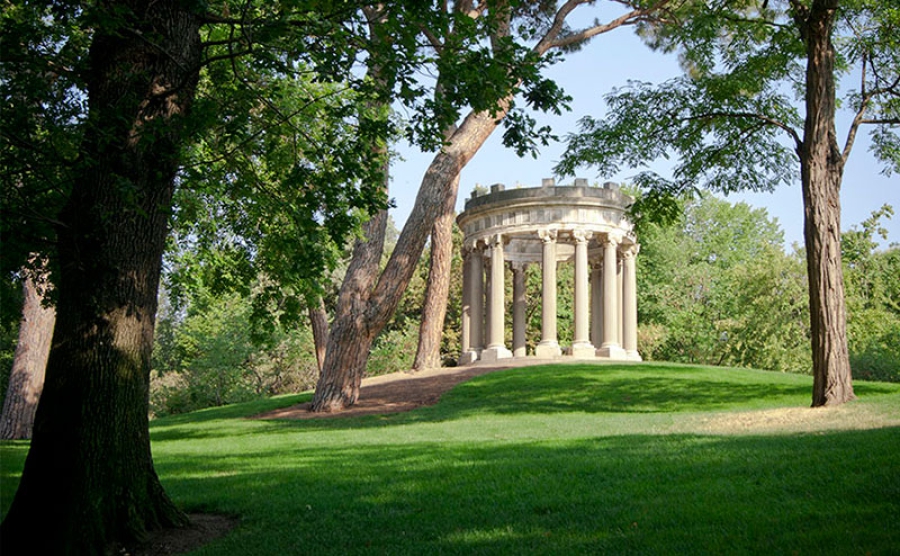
456, 178, 641, 365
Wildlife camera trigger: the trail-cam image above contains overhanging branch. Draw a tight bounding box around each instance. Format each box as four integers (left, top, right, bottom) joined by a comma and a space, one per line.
686, 111, 803, 152
540, 0, 672, 54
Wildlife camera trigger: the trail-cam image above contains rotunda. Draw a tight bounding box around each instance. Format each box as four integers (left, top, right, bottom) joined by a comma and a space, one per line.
456, 178, 641, 364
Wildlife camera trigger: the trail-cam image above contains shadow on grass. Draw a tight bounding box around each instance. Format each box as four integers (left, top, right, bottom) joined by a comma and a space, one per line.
439, 373, 807, 415
155, 393, 313, 426
147, 363, 900, 441
150, 426, 900, 555
148, 393, 315, 442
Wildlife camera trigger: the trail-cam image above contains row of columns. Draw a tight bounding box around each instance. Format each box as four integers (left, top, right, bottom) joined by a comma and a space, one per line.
459, 230, 640, 364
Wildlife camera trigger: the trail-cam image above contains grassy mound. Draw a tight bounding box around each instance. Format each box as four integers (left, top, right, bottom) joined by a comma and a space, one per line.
2, 362, 899, 554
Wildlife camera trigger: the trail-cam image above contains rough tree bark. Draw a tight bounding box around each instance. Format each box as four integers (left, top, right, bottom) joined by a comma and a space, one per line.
0, 264, 55, 440
311, 201, 390, 408
794, 0, 855, 406
412, 175, 459, 371
308, 297, 329, 374
0, 2, 201, 553
312, 1, 514, 412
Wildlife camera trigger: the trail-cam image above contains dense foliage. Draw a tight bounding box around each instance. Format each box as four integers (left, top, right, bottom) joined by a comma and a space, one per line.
636, 195, 811, 372
135, 194, 899, 417
842, 206, 900, 382
150, 287, 321, 417
636, 195, 899, 382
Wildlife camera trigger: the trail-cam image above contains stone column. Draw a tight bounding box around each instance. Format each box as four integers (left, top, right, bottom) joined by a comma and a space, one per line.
590, 261, 603, 348
597, 234, 626, 358
469, 243, 484, 355
482, 234, 512, 361
535, 228, 562, 358
458, 247, 474, 365
617, 254, 624, 346
512, 262, 528, 357
483, 259, 492, 349
572, 229, 595, 358
622, 244, 642, 360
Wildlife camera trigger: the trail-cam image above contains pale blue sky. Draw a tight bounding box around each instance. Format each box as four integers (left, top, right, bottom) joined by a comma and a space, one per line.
388, 10, 898, 250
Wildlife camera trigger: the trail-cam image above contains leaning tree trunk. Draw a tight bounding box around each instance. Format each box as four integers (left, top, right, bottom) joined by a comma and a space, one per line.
311, 204, 389, 409
797, 0, 855, 406
412, 173, 459, 371
311, 103, 509, 412
0, 2, 201, 553
0, 265, 55, 440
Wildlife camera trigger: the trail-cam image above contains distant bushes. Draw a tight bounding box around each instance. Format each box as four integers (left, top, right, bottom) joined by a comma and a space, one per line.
149, 290, 319, 417
635, 196, 899, 381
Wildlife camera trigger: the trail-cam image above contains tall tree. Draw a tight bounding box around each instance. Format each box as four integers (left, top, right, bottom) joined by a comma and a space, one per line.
1, 2, 87, 438
0, 262, 55, 440
412, 188, 459, 370
312, 0, 674, 411
558, 0, 899, 406
1, 1, 405, 551
1, 1, 202, 552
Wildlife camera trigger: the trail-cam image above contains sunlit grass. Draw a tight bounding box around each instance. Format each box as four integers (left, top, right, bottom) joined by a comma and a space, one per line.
2, 362, 899, 554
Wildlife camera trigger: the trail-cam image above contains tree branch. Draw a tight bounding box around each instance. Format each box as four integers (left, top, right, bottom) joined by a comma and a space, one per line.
842, 50, 900, 162
843, 54, 870, 163
545, 0, 671, 53
419, 25, 444, 53
686, 111, 803, 151
860, 118, 900, 125
201, 36, 247, 48
199, 49, 254, 68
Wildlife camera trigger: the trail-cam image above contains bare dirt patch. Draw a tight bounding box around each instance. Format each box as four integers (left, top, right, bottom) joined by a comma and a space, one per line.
253, 358, 552, 420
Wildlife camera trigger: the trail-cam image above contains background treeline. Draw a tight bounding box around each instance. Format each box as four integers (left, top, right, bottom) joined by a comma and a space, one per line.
637, 196, 897, 381
2, 196, 896, 417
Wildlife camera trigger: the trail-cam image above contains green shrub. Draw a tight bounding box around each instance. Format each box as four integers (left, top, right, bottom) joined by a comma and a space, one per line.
367, 320, 419, 377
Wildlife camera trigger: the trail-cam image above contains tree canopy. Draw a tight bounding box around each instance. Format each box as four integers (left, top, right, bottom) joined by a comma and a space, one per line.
557, 0, 899, 189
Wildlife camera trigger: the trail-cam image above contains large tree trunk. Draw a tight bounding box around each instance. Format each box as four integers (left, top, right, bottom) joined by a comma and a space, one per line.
308, 297, 329, 375
311, 104, 509, 412
412, 175, 459, 371
311, 205, 389, 410
412, 115, 460, 372
0, 2, 201, 553
310, 5, 393, 412
797, 0, 855, 406
0, 264, 55, 440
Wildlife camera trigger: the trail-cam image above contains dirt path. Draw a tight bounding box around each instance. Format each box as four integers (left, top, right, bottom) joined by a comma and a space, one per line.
253, 358, 553, 420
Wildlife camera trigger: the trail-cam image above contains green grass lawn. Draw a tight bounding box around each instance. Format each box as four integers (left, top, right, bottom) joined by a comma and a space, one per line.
2, 362, 899, 554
